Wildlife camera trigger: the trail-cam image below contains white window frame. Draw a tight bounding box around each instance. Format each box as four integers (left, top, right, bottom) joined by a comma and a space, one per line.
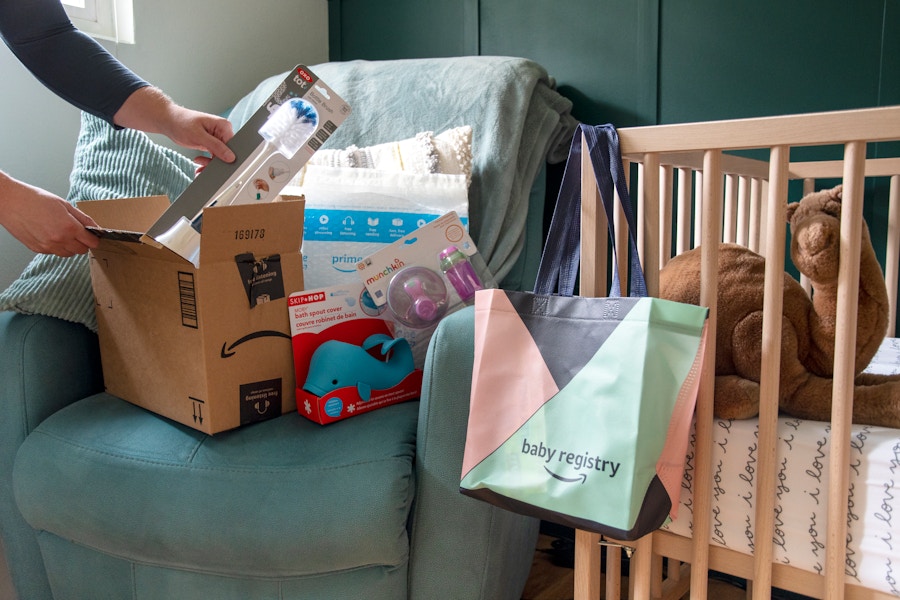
61, 0, 135, 44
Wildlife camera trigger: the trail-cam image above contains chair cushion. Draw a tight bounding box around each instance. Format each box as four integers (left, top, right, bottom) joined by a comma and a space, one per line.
13, 395, 417, 578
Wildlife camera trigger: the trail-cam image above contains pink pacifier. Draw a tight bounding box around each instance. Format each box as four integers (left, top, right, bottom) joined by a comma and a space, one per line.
387, 267, 449, 328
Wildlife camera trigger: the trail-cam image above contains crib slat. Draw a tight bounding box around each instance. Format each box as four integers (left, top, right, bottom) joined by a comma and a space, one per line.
579, 132, 608, 299
575, 131, 605, 600
634, 154, 661, 599
676, 168, 693, 255
574, 529, 601, 600
752, 145, 791, 600
606, 544, 623, 600
689, 149, 723, 600
639, 154, 661, 294
759, 180, 770, 255
736, 175, 751, 247
724, 174, 738, 243
694, 171, 704, 248
886, 175, 900, 336
660, 165, 674, 268
749, 177, 762, 254
825, 141, 867, 600
631, 535, 654, 599
799, 178, 815, 295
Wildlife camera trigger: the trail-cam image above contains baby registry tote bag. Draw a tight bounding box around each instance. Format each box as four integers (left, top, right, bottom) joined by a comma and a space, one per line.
459, 124, 709, 541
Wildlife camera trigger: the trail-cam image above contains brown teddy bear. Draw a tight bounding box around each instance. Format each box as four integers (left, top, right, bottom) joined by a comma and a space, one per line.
659, 184, 900, 428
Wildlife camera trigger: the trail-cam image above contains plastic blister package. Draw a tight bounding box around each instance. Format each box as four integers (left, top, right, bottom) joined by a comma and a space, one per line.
357, 211, 494, 366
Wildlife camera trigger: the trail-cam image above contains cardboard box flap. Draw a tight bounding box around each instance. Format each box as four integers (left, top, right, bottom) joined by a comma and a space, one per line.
198, 197, 304, 265
78, 196, 170, 233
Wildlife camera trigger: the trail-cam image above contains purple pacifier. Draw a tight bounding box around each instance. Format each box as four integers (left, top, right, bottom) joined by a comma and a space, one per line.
387, 266, 449, 328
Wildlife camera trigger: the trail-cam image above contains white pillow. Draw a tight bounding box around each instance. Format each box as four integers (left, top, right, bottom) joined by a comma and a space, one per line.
295, 126, 473, 186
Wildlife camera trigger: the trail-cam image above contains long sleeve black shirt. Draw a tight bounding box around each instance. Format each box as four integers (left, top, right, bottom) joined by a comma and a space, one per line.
0, 0, 147, 125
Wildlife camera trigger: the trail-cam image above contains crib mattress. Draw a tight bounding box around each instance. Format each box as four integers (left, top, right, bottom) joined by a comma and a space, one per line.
662, 337, 900, 596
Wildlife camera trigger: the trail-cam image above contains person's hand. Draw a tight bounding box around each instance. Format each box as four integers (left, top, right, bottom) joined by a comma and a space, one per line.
114, 86, 236, 164
161, 104, 236, 164
0, 172, 99, 257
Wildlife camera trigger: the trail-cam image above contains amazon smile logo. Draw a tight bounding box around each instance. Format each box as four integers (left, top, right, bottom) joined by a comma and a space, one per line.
221, 330, 290, 358
544, 467, 587, 484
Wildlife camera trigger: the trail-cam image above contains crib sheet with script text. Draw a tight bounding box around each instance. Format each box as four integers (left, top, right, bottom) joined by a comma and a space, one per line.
662, 337, 900, 596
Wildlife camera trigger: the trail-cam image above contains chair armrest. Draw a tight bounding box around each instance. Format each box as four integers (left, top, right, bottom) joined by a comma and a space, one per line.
408, 306, 539, 600
0, 311, 103, 600
0, 312, 103, 439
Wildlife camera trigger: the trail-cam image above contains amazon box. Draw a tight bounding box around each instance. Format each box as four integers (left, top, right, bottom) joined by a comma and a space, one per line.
81, 195, 305, 434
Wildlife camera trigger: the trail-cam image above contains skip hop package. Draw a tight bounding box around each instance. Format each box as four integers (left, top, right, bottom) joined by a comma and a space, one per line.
289, 281, 423, 424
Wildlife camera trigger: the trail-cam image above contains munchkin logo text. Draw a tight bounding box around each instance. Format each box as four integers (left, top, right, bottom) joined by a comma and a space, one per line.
522, 439, 620, 478
364, 258, 406, 285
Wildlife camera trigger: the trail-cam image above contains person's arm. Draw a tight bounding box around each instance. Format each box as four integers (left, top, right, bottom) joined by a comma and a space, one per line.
0, 0, 146, 124
0, 170, 99, 257
0, 0, 235, 163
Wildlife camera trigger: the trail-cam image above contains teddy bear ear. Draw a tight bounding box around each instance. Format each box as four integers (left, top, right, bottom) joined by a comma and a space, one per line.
831, 184, 843, 201
785, 202, 798, 223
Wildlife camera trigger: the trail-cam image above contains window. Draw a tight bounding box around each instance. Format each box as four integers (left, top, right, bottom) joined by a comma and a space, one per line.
61, 0, 135, 44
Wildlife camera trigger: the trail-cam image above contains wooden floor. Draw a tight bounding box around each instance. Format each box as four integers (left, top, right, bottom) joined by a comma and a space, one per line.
521, 533, 749, 600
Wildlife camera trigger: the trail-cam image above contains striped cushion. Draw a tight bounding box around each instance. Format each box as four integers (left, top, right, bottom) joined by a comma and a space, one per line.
0, 113, 194, 331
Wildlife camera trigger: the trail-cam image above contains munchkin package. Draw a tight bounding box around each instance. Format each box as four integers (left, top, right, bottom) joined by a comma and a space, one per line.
357, 211, 496, 367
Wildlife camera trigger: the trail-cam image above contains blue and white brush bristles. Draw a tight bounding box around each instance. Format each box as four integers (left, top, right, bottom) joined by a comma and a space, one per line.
261, 97, 319, 159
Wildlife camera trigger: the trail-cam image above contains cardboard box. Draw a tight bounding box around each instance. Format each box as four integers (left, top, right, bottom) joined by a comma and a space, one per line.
288, 282, 422, 425
82, 195, 305, 434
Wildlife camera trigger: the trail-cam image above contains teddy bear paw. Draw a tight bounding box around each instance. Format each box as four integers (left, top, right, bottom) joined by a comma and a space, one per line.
713, 375, 761, 420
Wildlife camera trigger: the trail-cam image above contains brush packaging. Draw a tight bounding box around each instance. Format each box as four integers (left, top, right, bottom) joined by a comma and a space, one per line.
145, 65, 351, 267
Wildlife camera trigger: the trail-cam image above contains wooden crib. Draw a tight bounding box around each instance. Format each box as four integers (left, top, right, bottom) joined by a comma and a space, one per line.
574, 105, 900, 599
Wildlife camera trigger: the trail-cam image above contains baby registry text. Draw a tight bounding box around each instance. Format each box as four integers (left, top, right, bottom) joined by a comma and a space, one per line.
522, 439, 620, 477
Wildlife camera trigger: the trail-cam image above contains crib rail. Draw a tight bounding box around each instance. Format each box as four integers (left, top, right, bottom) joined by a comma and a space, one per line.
575, 106, 900, 600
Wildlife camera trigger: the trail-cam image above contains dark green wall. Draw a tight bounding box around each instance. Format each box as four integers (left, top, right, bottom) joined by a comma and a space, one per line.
329, 0, 898, 126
